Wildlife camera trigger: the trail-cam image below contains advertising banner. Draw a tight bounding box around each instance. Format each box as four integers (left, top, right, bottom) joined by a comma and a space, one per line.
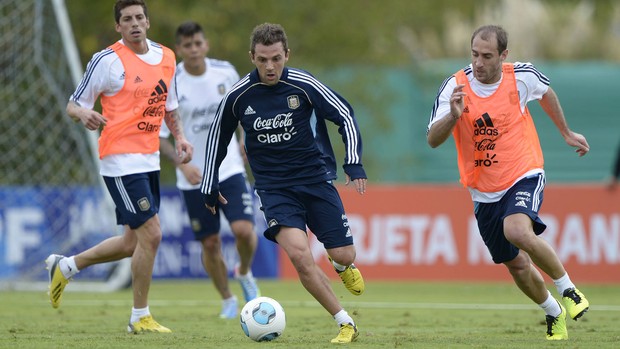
1, 185, 616, 283
0, 186, 278, 282
279, 185, 620, 283
0, 186, 119, 280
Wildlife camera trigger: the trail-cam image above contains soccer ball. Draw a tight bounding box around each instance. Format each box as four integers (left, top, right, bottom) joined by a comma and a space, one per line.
240, 296, 286, 341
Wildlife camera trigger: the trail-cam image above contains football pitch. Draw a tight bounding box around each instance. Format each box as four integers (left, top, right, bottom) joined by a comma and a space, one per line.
1, 279, 618, 349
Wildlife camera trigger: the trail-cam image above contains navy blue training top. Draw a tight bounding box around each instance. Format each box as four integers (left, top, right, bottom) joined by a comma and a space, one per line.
200, 67, 365, 202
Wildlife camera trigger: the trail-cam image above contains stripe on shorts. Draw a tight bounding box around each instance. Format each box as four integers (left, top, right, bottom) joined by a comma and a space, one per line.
115, 176, 136, 214
532, 174, 545, 211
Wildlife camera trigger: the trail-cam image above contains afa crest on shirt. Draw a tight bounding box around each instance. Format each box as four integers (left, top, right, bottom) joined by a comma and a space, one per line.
218, 84, 226, 95
287, 95, 300, 109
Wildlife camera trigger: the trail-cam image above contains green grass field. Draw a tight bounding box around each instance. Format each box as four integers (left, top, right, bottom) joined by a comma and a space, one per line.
1, 279, 618, 349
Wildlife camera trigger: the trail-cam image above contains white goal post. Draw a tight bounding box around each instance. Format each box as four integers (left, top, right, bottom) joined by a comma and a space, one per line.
0, 0, 130, 292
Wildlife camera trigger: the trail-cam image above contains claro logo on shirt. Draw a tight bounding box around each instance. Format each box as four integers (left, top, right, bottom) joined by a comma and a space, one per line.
137, 79, 167, 133
253, 112, 298, 144
472, 112, 499, 168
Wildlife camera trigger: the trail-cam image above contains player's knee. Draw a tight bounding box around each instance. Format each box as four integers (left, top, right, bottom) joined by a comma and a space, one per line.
135, 224, 163, 253
504, 252, 530, 275
286, 248, 313, 271
118, 243, 136, 258
230, 221, 255, 240
328, 246, 356, 266
332, 252, 355, 266
336, 255, 355, 267
202, 235, 221, 253
504, 225, 533, 249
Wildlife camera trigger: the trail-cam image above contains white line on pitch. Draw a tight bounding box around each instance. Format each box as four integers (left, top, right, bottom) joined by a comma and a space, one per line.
58, 299, 620, 312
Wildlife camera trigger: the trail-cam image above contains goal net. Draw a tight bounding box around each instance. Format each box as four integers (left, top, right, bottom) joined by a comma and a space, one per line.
0, 0, 129, 291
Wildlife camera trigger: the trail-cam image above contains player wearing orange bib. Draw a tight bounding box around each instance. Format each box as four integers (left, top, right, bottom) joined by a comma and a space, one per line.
428, 25, 590, 341
46, 0, 192, 334
98, 40, 176, 158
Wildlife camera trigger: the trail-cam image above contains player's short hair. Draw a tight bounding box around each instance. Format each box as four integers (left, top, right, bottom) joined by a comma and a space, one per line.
471, 25, 508, 54
250, 23, 288, 54
114, 0, 148, 24
176, 21, 204, 43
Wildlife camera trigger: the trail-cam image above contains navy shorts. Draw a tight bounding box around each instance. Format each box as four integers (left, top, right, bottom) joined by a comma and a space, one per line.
182, 173, 254, 240
103, 171, 160, 229
256, 181, 353, 249
474, 173, 547, 264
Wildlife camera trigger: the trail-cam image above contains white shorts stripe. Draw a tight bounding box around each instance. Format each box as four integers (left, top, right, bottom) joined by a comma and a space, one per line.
115, 177, 136, 214
532, 174, 545, 211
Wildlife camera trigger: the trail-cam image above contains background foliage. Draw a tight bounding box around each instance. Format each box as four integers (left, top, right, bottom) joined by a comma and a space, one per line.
67, 0, 620, 69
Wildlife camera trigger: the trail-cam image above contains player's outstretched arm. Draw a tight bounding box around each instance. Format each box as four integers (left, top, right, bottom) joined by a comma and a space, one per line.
538, 87, 589, 157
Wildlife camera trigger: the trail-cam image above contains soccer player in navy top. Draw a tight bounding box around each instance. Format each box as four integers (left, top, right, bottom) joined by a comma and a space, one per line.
201, 23, 366, 343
